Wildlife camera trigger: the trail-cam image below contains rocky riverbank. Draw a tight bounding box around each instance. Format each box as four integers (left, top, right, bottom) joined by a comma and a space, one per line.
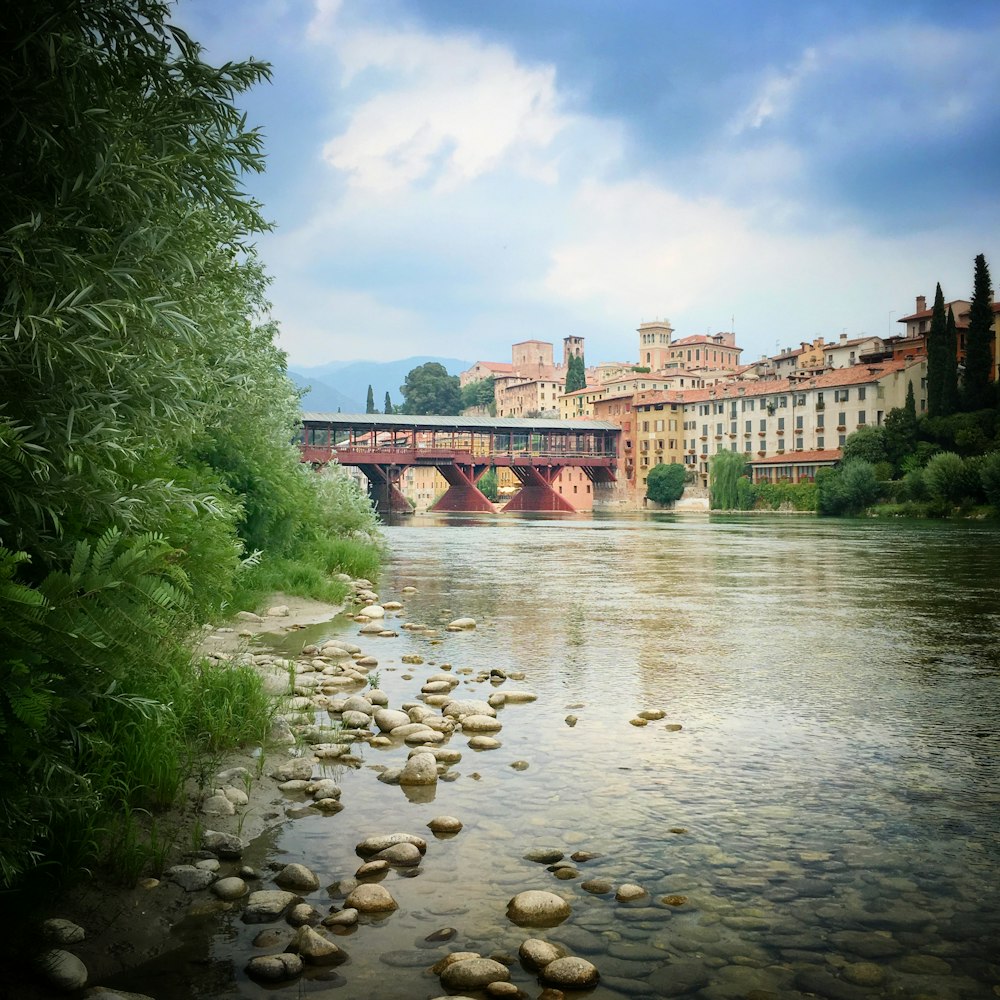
28, 579, 619, 999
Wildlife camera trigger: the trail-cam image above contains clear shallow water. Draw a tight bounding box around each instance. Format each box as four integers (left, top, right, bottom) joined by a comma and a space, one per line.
126, 514, 1000, 998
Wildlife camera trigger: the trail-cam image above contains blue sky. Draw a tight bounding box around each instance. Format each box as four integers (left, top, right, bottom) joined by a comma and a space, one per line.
176, 0, 1000, 369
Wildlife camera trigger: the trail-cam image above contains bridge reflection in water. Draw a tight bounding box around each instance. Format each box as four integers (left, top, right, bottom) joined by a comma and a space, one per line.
298, 412, 620, 513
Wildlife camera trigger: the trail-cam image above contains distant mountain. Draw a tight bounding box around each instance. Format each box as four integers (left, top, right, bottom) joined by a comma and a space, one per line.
288, 371, 364, 414
291, 356, 471, 414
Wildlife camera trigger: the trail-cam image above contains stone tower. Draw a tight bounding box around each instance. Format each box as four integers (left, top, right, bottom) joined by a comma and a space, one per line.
563, 335, 584, 367
637, 320, 673, 371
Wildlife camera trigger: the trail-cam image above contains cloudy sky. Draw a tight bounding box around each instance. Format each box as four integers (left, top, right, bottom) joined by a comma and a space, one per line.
177, 0, 1000, 370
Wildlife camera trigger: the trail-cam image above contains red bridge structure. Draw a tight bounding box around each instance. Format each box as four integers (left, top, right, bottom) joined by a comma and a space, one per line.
298, 412, 620, 514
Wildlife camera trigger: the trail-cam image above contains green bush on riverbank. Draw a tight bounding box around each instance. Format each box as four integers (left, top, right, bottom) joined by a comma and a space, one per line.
0, 2, 380, 893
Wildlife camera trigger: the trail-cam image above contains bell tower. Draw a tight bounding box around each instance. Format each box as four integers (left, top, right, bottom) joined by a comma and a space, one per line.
637, 320, 673, 370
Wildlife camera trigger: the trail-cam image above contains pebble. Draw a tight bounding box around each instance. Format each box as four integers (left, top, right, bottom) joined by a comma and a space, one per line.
245, 953, 303, 982
519, 938, 565, 969
428, 815, 463, 833
344, 883, 398, 913
38, 949, 88, 991
507, 890, 571, 927
541, 956, 600, 988
440, 957, 510, 989
356, 833, 427, 857
615, 883, 648, 902
212, 877, 248, 900
275, 863, 320, 892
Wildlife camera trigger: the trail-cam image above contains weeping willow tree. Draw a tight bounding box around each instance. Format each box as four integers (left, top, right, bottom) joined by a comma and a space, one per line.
709, 450, 750, 509
0, 1, 377, 891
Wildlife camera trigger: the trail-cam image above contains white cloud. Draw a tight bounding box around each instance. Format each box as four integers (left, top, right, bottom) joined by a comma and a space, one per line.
309, 13, 573, 193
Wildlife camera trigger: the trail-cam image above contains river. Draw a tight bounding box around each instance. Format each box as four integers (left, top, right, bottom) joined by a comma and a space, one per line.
140, 513, 1000, 997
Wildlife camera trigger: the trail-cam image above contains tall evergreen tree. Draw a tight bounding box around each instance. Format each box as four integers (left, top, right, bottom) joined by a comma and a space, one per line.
904, 380, 916, 420
926, 283, 947, 417
941, 307, 960, 416
365, 385, 376, 413
565, 354, 586, 393
964, 253, 995, 411
384, 391, 392, 414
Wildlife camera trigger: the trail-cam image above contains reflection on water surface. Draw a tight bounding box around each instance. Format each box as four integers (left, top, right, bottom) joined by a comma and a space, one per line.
140, 514, 1000, 997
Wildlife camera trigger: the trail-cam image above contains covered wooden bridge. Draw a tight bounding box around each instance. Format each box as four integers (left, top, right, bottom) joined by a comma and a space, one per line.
298, 412, 620, 513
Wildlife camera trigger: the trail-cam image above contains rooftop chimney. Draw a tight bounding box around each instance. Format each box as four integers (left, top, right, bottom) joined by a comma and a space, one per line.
916, 295, 926, 312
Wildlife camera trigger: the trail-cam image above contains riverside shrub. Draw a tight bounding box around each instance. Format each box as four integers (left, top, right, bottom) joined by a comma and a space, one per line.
0, 1, 380, 893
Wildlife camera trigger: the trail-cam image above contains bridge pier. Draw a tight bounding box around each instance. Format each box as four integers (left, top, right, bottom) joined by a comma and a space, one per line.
430, 463, 495, 513
358, 463, 411, 517
502, 465, 576, 513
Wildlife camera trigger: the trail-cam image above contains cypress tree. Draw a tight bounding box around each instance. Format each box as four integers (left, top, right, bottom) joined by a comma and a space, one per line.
565, 354, 586, 393
964, 253, 995, 411
904, 380, 916, 420
384, 391, 392, 414
926, 283, 946, 417
941, 307, 959, 416
366, 384, 375, 413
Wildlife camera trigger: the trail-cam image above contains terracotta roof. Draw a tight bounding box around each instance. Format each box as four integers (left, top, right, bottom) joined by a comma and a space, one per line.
629, 357, 922, 408
899, 300, 971, 326
668, 334, 744, 352
749, 449, 842, 466
476, 361, 514, 373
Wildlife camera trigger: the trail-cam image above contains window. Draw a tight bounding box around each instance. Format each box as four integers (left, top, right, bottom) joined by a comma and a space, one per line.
858, 387, 866, 400
838, 412, 846, 426
858, 411, 866, 425
817, 436, 824, 449
642, 421, 649, 431
745, 440, 752, 452
838, 434, 846, 446
778, 438, 785, 451
779, 396, 788, 407
745, 420, 752, 433
716, 422, 723, 435
835, 389, 850, 402
817, 413, 825, 428
760, 419, 767, 432
795, 394, 806, 405
778, 417, 785, 431
796, 437, 804, 450
796, 415, 803, 430
730, 421, 737, 435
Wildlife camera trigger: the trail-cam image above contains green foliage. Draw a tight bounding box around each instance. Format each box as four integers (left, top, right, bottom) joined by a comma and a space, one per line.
0, 1, 382, 893
461, 376, 497, 413
981, 452, 1000, 508
400, 363, 463, 415
384, 392, 393, 414
964, 253, 995, 411
752, 480, 818, 512
366, 385, 376, 413
477, 468, 500, 502
646, 463, 687, 506
941, 308, 960, 415
923, 452, 971, 505
926, 283, 948, 418
565, 355, 587, 393
841, 425, 889, 466
709, 451, 748, 509
818, 460, 880, 516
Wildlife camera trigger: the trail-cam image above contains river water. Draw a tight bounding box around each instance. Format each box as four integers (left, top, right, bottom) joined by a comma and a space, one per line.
141, 514, 1000, 998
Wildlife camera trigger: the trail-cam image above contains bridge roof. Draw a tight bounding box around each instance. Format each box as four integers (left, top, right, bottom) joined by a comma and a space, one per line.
301, 412, 619, 432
